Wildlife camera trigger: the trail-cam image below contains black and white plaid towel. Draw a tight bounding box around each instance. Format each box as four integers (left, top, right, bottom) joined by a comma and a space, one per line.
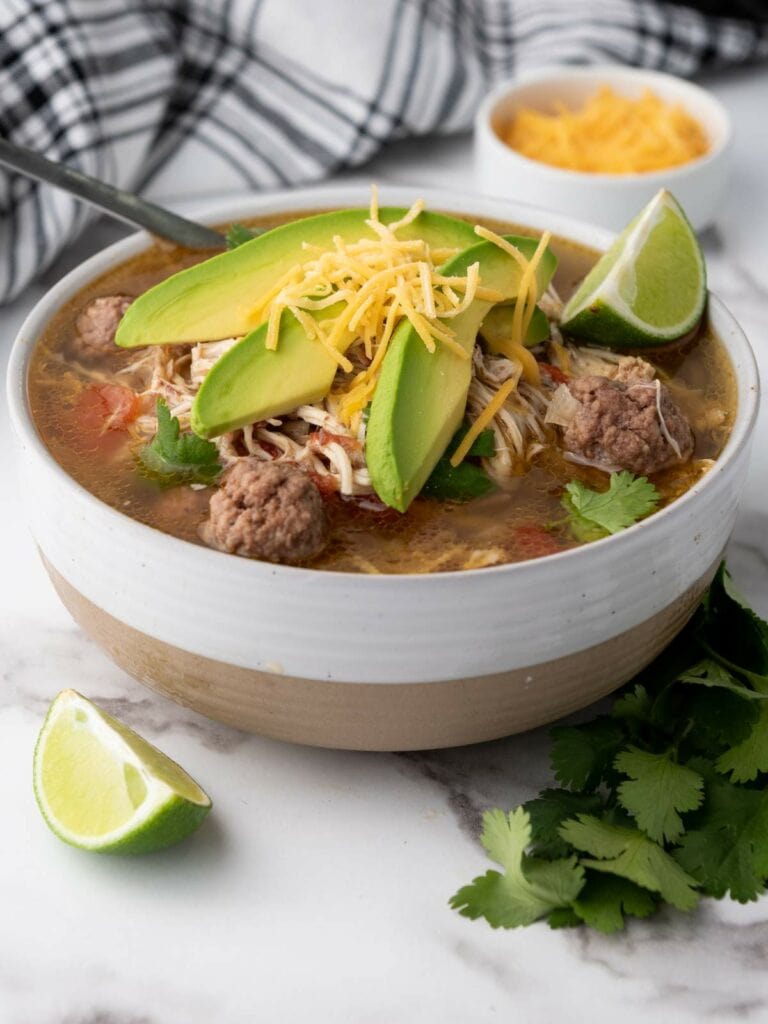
1, 0, 766, 304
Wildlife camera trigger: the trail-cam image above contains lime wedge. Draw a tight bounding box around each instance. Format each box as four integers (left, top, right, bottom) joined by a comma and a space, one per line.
33, 690, 211, 854
560, 190, 706, 348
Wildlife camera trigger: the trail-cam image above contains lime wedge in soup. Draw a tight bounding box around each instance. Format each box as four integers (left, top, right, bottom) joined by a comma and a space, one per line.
560, 189, 706, 348
33, 690, 211, 854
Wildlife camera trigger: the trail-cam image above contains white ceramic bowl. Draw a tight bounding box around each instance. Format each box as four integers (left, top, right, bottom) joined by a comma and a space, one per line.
6, 186, 758, 750
475, 66, 732, 231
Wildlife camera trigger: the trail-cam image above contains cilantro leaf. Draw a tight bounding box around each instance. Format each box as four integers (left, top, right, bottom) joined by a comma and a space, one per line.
611, 684, 653, 726
675, 765, 768, 902
701, 564, 768, 692
137, 399, 222, 486
421, 458, 495, 502
466, 429, 496, 459
524, 789, 604, 859
225, 223, 258, 249
684, 688, 759, 751
445, 422, 496, 459
632, 623, 709, 699
716, 704, 768, 783
678, 659, 768, 700
614, 747, 704, 843
560, 506, 609, 544
550, 717, 626, 792
449, 808, 585, 928
422, 424, 496, 502
571, 873, 658, 934
562, 472, 659, 539
547, 906, 582, 929
559, 815, 699, 911
673, 657, 764, 752
620, 644, 761, 748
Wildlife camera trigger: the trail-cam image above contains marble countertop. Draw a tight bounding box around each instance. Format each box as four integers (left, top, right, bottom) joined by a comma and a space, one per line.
2, 65, 768, 1024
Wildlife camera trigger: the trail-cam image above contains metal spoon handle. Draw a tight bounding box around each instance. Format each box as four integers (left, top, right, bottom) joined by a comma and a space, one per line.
0, 137, 226, 249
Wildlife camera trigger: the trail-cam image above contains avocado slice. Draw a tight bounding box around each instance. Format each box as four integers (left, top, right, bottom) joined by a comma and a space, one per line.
191, 304, 343, 438
115, 208, 480, 348
191, 233, 554, 441
479, 303, 550, 352
366, 238, 556, 512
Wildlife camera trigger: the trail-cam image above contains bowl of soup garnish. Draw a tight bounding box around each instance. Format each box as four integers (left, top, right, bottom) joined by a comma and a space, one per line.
475, 66, 731, 231
7, 185, 758, 751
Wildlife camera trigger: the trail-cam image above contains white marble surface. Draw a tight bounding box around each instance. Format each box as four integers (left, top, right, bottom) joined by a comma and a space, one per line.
2, 65, 768, 1024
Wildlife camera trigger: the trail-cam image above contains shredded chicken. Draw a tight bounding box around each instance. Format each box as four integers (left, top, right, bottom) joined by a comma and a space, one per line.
467, 348, 550, 484
613, 355, 656, 383
99, 323, 556, 498
539, 283, 564, 321
564, 343, 624, 377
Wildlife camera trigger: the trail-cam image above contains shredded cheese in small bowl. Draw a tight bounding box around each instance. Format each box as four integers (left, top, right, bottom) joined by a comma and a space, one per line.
503, 86, 709, 175
474, 66, 731, 231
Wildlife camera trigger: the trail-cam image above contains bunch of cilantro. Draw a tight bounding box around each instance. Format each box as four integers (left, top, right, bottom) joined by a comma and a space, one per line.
451, 564, 768, 933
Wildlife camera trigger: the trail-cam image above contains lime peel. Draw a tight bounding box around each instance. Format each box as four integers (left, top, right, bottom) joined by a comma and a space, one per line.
561, 190, 706, 348
33, 689, 211, 854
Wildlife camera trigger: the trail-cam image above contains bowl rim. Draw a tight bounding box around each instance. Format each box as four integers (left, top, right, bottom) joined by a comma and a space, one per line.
476, 64, 732, 185
6, 183, 759, 586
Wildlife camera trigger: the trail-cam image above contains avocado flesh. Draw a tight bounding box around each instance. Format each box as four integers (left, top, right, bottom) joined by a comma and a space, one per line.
366, 237, 557, 512
192, 233, 554, 441
479, 303, 550, 351
191, 305, 343, 438
115, 208, 480, 348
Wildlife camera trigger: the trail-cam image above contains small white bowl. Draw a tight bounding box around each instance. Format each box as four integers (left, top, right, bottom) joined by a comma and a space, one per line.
474, 66, 732, 232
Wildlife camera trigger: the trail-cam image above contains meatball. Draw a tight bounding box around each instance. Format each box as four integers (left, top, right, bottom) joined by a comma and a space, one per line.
201, 459, 329, 564
612, 355, 655, 384
563, 375, 694, 476
72, 295, 133, 359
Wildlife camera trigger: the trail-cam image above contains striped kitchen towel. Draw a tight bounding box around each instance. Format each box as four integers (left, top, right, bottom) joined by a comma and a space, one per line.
0, 0, 766, 304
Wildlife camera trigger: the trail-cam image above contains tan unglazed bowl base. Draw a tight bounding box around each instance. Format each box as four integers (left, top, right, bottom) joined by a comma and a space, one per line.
45, 558, 719, 751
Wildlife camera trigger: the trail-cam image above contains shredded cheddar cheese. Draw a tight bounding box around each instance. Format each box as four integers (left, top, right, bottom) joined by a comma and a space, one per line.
550, 339, 572, 375
450, 378, 517, 467
255, 191, 498, 428
250, 190, 556, 453
504, 86, 709, 174
473, 225, 551, 388
496, 339, 541, 387
445, 224, 555, 468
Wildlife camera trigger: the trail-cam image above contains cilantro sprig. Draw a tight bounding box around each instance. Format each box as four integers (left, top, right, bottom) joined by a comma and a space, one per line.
450, 564, 768, 933
561, 472, 660, 542
450, 807, 585, 928
225, 223, 258, 249
421, 423, 496, 502
137, 399, 222, 486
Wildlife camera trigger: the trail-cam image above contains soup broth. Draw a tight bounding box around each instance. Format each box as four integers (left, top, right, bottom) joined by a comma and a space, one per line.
28, 210, 735, 574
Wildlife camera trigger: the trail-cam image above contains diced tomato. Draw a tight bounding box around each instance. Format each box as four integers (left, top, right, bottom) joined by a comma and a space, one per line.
78, 384, 139, 432
308, 471, 339, 498
72, 383, 139, 456
514, 523, 564, 559
259, 440, 282, 459
310, 429, 361, 454
539, 362, 569, 385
